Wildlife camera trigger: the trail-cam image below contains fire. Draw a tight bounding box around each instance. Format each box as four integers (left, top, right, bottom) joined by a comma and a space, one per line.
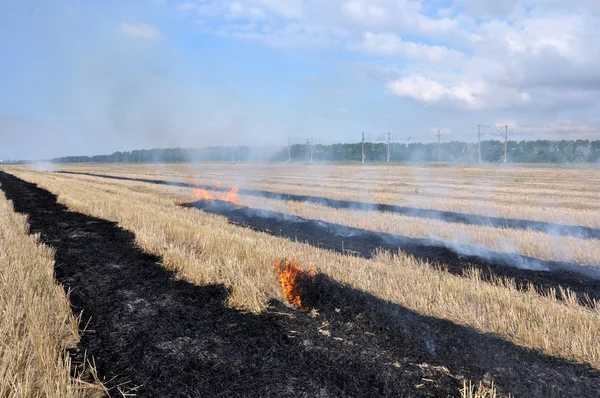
274, 258, 316, 311
179, 182, 240, 205
222, 186, 239, 204
177, 182, 240, 205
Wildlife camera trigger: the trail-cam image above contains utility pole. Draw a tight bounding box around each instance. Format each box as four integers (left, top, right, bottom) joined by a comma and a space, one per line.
478, 125, 482, 164
477, 125, 491, 164
504, 126, 508, 163
125, 152, 128, 164
155, 150, 158, 164
387, 132, 391, 162
306, 138, 313, 162
494, 124, 514, 163
503, 125, 508, 163
288, 138, 291, 163
362, 132, 365, 163
376, 133, 410, 162
437, 129, 442, 162
361, 132, 373, 163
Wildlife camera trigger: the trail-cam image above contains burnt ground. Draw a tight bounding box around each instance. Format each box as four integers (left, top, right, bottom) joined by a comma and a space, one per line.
57, 171, 600, 240
183, 200, 600, 308
2, 171, 600, 397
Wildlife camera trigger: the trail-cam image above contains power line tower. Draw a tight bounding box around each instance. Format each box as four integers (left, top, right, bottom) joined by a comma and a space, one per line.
375, 133, 411, 162
361, 132, 374, 163
477, 125, 491, 164
494, 125, 514, 163
362, 132, 366, 163
385, 132, 393, 162
436, 129, 442, 162
306, 138, 314, 162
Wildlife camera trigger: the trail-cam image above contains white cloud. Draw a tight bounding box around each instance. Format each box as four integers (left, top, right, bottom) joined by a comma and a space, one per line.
387, 76, 485, 109
228, 2, 267, 20
176, 3, 197, 12
386, 76, 532, 110
120, 23, 162, 41
176, 0, 600, 113
250, 0, 304, 19
339, 0, 457, 35
354, 32, 462, 62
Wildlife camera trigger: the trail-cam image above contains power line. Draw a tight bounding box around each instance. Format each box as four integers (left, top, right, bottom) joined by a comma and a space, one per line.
436, 129, 442, 162
517, 123, 600, 129
477, 125, 491, 164
492, 125, 514, 163
362, 132, 374, 163
375, 133, 411, 162
306, 138, 314, 162
513, 130, 600, 136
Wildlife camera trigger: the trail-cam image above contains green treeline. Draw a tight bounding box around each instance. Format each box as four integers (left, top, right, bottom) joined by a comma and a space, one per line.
49, 139, 600, 164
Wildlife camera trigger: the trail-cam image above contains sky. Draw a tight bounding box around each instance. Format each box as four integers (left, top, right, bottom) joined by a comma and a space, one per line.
2, 0, 600, 159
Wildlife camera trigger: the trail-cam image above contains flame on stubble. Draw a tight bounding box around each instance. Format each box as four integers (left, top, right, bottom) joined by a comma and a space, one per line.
178, 182, 240, 205
274, 258, 316, 311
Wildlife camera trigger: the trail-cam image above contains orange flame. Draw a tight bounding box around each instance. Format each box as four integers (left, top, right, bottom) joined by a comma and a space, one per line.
222, 186, 239, 204
274, 258, 316, 311
177, 182, 240, 205
180, 182, 240, 205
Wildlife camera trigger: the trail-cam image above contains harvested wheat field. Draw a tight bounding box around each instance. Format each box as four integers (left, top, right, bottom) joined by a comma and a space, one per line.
1, 163, 600, 397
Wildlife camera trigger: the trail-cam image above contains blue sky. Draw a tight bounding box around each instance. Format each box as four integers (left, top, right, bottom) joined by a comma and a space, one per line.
2, 0, 600, 159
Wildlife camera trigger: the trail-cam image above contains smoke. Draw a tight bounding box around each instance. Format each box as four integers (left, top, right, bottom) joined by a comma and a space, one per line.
425, 230, 550, 272
1, 0, 301, 160
28, 162, 57, 172
189, 198, 600, 280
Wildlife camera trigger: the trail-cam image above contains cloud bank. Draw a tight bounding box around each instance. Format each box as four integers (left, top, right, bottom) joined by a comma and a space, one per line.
178, 0, 600, 113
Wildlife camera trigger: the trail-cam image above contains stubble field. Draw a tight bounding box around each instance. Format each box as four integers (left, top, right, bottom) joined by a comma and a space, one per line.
1, 162, 599, 397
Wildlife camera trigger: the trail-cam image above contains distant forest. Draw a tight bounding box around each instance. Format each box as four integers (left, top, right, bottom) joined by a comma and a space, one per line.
42, 139, 600, 164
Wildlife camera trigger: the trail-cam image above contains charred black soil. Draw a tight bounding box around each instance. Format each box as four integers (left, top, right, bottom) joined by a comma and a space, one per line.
57, 171, 600, 240
2, 171, 600, 398
183, 199, 600, 308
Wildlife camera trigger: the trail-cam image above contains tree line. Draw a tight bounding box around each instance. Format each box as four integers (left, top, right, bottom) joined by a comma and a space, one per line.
48, 139, 600, 164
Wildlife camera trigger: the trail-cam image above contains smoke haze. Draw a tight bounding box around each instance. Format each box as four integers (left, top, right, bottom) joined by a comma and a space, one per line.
3, 0, 600, 160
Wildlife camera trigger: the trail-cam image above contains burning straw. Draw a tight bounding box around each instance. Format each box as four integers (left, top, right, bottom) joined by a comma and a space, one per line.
179, 182, 240, 205
274, 258, 316, 311
192, 186, 240, 204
